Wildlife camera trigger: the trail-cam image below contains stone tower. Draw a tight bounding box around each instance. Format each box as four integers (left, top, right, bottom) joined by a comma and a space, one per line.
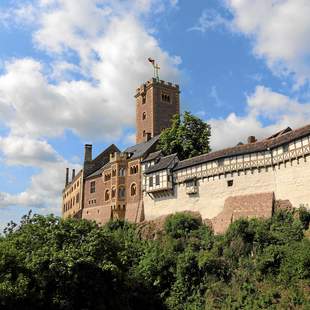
135, 78, 180, 144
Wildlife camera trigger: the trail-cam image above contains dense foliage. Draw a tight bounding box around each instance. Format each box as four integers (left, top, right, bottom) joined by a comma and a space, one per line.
157, 111, 211, 160
1, 209, 310, 310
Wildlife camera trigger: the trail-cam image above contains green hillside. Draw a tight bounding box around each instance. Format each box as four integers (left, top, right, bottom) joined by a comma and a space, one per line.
1, 209, 310, 310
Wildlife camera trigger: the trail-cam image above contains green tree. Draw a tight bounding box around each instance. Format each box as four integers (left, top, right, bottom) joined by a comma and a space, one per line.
157, 111, 211, 160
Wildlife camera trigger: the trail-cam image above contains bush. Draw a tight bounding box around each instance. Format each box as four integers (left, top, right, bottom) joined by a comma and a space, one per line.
164, 213, 201, 239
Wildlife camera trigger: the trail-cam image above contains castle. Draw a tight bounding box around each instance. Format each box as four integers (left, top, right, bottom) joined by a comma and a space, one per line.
62, 77, 310, 233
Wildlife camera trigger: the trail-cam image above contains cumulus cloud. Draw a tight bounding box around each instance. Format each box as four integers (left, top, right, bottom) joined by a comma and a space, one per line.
226, 0, 310, 85
0, 135, 61, 166
0, 135, 80, 211
210, 86, 310, 150
0, 0, 180, 211
0, 2, 180, 140
192, 1, 310, 86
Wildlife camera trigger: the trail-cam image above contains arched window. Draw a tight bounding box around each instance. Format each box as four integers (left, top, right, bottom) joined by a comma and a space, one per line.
119, 167, 125, 177
118, 187, 125, 198
105, 190, 110, 201
130, 183, 137, 196
142, 112, 146, 120
112, 187, 116, 198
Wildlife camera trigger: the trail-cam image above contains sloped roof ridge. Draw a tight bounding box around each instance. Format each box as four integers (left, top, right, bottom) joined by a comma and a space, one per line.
175, 123, 310, 171
145, 153, 178, 174
92, 143, 119, 162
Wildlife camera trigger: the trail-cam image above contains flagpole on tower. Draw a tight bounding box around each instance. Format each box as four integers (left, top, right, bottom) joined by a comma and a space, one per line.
148, 57, 160, 82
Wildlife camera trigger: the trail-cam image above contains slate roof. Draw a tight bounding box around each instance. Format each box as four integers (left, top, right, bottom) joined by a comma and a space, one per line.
124, 135, 160, 159
145, 153, 178, 174
84, 144, 119, 177
175, 124, 310, 171
141, 150, 162, 163
86, 162, 111, 179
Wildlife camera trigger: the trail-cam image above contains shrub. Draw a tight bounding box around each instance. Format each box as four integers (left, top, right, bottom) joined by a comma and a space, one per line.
164, 213, 201, 239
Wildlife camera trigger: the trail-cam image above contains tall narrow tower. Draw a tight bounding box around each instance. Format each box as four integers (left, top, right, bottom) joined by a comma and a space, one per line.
135, 78, 180, 144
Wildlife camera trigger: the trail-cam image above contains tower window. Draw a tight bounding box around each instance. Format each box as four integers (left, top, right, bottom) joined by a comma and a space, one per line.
227, 180, 233, 187
105, 190, 110, 201
112, 187, 116, 198
142, 112, 146, 120
131, 183, 137, 196
161, 93, 171, 103
142, 96, 146, 104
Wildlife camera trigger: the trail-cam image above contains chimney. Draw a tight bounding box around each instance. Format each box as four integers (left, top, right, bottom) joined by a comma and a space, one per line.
72, 169, 76, 181
65, 168, 69, 186
84, 144, 92, 162
145, 132, 152, 142
247, 136, 257, 144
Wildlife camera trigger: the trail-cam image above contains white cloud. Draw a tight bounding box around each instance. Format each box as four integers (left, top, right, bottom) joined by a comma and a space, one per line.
189, 9, 231, 33
0, 134, 80, 211
192, 1, 310, 86
210, 85, 310, 150
0, 0, 180, 211
0, 2, 180, 141
226, 0, 310, 86
0, 135, 61, 166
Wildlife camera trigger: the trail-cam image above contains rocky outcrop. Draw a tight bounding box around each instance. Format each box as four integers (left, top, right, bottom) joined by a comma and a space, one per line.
136, 211, 202, 240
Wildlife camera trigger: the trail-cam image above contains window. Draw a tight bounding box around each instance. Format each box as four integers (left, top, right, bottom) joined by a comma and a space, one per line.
161, 93, 170, 103
142, 112, 146, 120
112, 187, 116, 198
105, 190, 110, 201
142, 96, 146, 104
104, 173, 111, 181
118, 187, 125, 198
130, 165, 138, 174
76, 193, 79, 203
90, 181, 96, 193
119, 167, 125, 176
112, 169, 116, 177
218, 158, 224, 166
186, 179, 196, 187
283, 144, 289, 153
227, 180, 233, 187
131, 183, 137, 196
156, 174, 160, 185
77, 180, 79, 187
149, 176, 153, 187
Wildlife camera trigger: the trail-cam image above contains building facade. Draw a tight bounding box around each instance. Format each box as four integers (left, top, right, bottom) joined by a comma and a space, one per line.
62, 75, 310, 233
143, 126, 310, 233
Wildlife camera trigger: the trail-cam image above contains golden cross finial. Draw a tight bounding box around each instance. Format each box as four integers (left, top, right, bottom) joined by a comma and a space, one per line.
148, 58, 160, 81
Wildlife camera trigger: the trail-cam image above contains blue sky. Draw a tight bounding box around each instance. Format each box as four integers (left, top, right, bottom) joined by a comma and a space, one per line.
1, 0, 310, 230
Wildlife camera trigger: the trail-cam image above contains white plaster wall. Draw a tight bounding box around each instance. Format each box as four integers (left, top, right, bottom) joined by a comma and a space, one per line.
143, 156, 310, 220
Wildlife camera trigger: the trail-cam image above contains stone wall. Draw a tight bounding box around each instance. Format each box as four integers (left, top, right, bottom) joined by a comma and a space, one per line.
211, 192, 274, 234
143, 155, 310, 224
